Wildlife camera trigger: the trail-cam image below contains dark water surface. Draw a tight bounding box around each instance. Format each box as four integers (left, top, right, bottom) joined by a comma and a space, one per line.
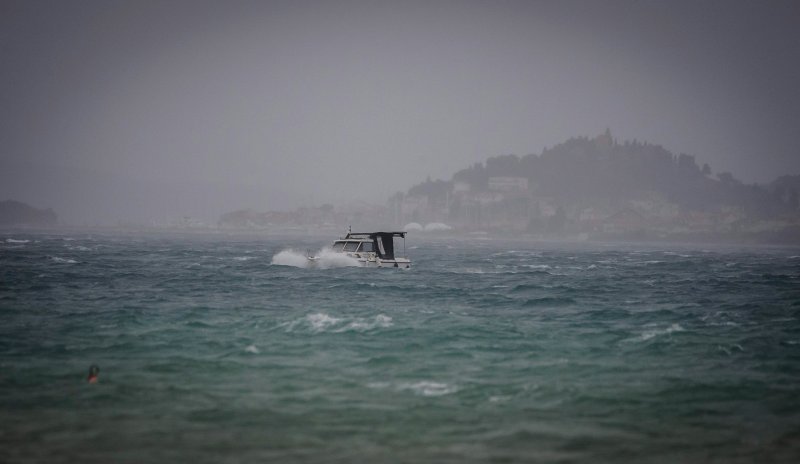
2, 231, 799, 463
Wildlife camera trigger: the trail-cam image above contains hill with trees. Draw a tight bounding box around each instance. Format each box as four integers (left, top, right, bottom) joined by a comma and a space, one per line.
391, 131, 800, 242
0, 200, 58, 227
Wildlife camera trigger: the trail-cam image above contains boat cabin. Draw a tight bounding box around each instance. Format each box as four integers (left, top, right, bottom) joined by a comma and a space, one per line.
331, 231, 406, 260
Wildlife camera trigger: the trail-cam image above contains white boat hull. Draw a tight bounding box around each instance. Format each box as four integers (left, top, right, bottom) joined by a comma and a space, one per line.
307, 253, 411, 269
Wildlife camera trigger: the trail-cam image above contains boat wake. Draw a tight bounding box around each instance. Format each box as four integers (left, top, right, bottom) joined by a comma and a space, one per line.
271, 248, 360, 269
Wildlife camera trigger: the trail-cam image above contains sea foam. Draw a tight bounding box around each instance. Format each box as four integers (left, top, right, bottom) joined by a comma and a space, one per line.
282, 313, 393, 333
632, 323, 685, 342
368, 380, 458, 397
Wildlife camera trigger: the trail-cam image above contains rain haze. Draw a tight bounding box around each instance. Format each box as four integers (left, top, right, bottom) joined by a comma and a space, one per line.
4, 3, 800, 461
2, 0, 799, 225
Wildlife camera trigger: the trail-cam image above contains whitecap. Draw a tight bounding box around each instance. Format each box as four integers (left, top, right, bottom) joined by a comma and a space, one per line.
663, 252, 690, 258
636, 323, 684, 341
337, 314, 393, 332
283, 313, 393, 334
460, 268, 485, 274
401, 381, 458, 397
244, 344, 260, 354
51, 256, 77, 264
368, 380, 458, 397
705, 320, 739, 327
522, 264, 551, 270
6, 238, 29, 243
306, 313, 341, 332
717, 344, 744, 356
232, 256, 256, 261
621, 323, 685, 343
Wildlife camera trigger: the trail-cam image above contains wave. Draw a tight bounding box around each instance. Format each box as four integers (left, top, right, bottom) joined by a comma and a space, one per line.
717, 344, 744, 356
281, 312, 393, 333
510, 283, 538, 294
50, 256, 78, 264
244, 344, 260, 354
625, 323, 685, 343
459, 267, 486, 274
368, 380, 458, 397
305, 312, 341, 332
520, 264, 551, 270
523, 296, 576, 307
5, 238, 29, 243
663, 251, 691, 258
271, 247, 360, 269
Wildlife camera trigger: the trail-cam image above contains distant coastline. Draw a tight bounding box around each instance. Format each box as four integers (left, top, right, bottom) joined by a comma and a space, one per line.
9, 132, 800, 245
215, 131, 800, 245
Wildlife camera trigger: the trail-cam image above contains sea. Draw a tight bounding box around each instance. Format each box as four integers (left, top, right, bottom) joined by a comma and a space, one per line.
1, 230, 799, 463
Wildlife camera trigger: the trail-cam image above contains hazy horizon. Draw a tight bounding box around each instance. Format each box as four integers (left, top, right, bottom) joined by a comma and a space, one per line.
2, 0, 799, 224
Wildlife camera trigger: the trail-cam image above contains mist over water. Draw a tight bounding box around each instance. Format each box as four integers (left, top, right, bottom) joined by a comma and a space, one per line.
3, 2, 800, 462
3, 2, 800, 224
2, 231, 799, 462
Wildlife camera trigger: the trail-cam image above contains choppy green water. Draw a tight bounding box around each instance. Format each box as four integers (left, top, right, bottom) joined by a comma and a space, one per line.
1, 231, 799, 463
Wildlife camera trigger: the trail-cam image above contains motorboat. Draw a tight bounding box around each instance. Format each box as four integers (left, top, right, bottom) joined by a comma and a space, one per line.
309, 230, 411, 268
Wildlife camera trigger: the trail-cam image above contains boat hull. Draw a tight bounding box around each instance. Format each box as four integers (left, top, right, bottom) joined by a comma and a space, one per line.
307, 254, 411, 269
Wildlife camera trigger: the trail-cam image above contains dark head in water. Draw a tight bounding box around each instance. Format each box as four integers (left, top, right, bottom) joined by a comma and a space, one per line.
87, 364, 99, 383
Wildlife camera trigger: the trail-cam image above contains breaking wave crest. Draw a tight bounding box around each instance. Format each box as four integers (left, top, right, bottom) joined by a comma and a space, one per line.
281, 312, 393, 333
624, 323, 686, 343
368, 380, 458, 397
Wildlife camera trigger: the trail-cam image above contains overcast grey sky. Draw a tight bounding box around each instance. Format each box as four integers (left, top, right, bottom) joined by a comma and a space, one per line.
2, 0, 799, 224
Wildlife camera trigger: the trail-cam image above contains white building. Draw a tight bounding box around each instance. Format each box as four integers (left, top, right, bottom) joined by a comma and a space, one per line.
488, 177, 529, 192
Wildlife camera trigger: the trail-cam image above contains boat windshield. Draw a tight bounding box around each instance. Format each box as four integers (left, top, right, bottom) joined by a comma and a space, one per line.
343, 242, 359, 252
358, 241, 374, 252
331, 241, 346, 252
